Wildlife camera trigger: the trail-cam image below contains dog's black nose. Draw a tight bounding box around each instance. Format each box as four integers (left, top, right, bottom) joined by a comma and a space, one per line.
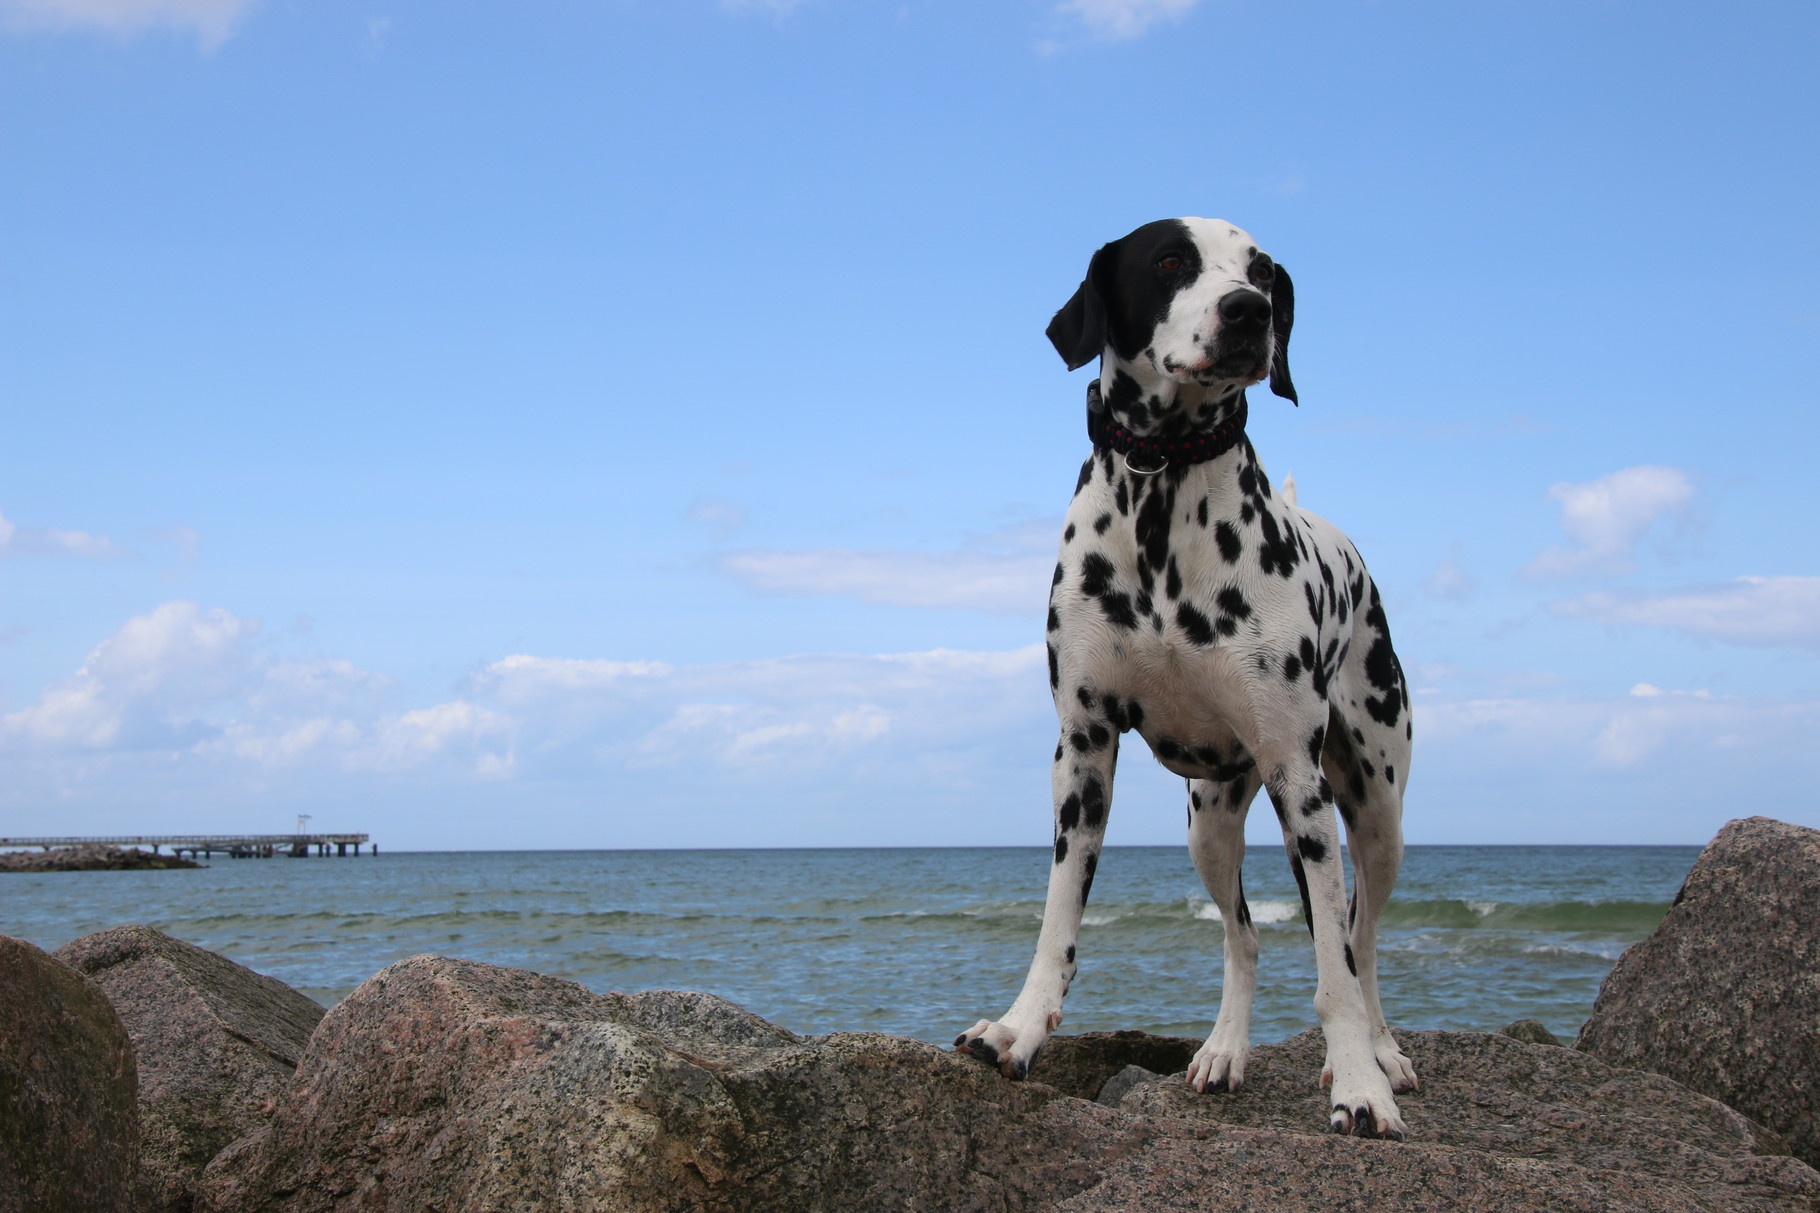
1217, 290, 1272, 331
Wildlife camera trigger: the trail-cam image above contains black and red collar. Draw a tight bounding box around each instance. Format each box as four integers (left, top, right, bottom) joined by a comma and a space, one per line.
1086, 380, 1248, 475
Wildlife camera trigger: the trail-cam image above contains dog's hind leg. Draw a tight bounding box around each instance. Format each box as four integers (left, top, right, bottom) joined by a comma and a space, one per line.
1264, 731, 1408, 1139
1324, 705, 1417, 1093
1185, 769, 1262, 1092
1344, 789, 1417, 1092
955, 722, 1119, 1080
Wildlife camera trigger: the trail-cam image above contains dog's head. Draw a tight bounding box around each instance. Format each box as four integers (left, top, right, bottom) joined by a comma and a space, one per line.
1046, 218, 1296, 405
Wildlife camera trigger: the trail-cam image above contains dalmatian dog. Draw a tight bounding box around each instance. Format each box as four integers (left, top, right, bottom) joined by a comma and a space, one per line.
954, 218, 1417, 1139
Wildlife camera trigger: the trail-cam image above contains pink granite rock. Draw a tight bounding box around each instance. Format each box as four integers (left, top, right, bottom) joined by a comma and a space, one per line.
56, 924, 326, 1213
0, 934, 141, 1213
1578, 816, 1820, 1169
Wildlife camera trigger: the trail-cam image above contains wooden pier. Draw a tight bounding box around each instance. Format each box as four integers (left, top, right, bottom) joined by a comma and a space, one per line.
0, 833, 372, 859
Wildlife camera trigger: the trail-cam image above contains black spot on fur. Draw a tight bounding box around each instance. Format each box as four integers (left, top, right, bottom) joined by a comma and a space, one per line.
1165, 556, 1182, 600
1106, 367, 1143, 413
1134, 480, 1176, 572
1344, 943, 1357, 976
1077, 686, 1095, 709
1177, 603, 1215, 646
1047, 643, 1059, 689
1074, 459, 1094, 497
1215, 521, 1241, 562
1047, 606, 1060, 633
1054, 834, 1068, 863
1198, 498, 1209, 527
1297, 833, 1328, 864
1099, 591, 1139, 630
1257, 511, 1300, 577
1063, 523, 1076, 543
1081, 850, 1098, 903
1300, 793, 1324, 818
1081, 774, 1107, 827
1058, 792, 1081, 831
1081, 552, 1115, 597
1385, 764, 1396, 784
1094, 513, 1113, 535
1217, 587, 1252, 619
1284, 653, 1301, 681
1288, 851, 1314, 936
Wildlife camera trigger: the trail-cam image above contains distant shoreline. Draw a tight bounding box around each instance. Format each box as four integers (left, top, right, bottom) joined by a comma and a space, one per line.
0, 846, 201, 873
0, 842, 1710, 858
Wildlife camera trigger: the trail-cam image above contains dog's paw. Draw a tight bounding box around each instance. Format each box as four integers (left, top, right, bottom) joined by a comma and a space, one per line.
953, 1019, 1039, 1081
1324, 1059, 1407, 1140
1374, 1031, 1419, 1093
1186, 1036, 1249, 1092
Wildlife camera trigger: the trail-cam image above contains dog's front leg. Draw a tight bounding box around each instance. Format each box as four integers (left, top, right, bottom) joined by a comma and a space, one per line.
955, 725, 1117, 1080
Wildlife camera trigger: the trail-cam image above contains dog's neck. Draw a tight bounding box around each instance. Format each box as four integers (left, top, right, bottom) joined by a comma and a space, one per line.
1094, 358, 1249, 439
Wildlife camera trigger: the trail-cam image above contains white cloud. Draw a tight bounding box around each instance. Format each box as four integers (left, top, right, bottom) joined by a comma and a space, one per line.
1425, 544, 1475, 600
1556, 576, 1820, 651
4, 601, 256, 747
0, 0, 253, 46
7, 600, 1820, 845
1415, 684, 1816, 773
472, 643, 1048, 770
686, 496, 748, 538
1526, 465, 1696, 578
481, 654, 674, 706
720, 547, 1052, 614
368, 701, 514, 775
0, 602, 511, 778
1059, 0, 1198, 40
720, 0, 805, 15
0, 509, 129, 559
2, 602, 1050, 795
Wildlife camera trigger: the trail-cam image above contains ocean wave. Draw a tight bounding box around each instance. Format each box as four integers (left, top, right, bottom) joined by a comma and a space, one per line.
1192, 899, 1302, 925
1378, 898, 1667, 932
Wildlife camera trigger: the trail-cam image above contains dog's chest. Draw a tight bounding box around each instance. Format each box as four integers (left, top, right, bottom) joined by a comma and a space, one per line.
1051, 453, 1325, 766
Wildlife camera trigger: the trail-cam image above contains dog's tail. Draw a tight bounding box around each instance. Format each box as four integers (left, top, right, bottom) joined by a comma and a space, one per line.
1282, 472, 1297, 508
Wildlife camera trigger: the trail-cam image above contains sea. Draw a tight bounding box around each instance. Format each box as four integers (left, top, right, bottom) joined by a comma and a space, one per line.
1, 845, 1698, 1046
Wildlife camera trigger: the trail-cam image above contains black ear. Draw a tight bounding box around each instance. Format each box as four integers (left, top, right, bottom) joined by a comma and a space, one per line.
1046, 243, 1113, 371
1268, 262, 1297, 404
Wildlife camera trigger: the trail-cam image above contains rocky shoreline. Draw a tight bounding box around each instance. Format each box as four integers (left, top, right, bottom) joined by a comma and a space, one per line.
0, 845, 201, 873
3, 815, 1816, 1212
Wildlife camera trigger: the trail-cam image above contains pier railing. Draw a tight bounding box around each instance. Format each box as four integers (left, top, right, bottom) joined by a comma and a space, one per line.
0, 833, 372, 858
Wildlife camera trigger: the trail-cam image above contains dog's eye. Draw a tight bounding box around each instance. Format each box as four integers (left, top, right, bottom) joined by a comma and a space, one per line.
1248, 256, 1276, 288
1158, 255, 1184, 271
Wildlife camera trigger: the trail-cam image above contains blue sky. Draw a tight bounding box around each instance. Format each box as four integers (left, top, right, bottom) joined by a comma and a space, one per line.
2, 0, 1816, 849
